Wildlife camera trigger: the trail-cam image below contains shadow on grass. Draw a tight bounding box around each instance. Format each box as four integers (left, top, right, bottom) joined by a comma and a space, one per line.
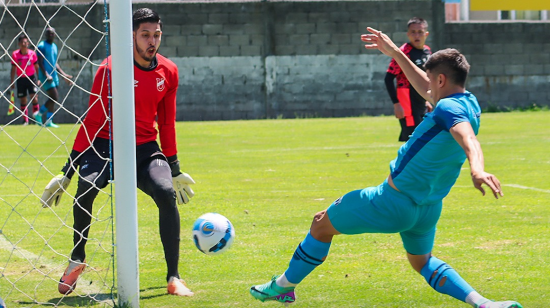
17, 293, 115, 307
16, 286, 170, 306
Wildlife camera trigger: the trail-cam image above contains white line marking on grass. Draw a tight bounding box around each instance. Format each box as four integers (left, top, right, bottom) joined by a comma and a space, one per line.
503, 184, 550, 194
454, 184, 550, 194
0, 234, 107, 298
228, 144, 397, 153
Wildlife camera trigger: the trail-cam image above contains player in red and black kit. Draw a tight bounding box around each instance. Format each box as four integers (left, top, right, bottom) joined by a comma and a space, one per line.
40, 8, 195, 297
385, 17, 433, 141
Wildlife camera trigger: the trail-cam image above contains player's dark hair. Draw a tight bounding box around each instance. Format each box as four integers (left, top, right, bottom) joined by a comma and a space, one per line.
132, 8, 162, 31
425, 48, 470, 87
407, 17, 428, 29
18, 34, 28, 43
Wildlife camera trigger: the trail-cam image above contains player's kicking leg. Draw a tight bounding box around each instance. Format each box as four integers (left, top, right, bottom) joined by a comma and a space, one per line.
250, 209, 339, 304
407, 253, 522, 308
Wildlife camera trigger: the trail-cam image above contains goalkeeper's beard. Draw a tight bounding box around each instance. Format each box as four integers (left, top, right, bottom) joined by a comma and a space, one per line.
135, 43, 158, 64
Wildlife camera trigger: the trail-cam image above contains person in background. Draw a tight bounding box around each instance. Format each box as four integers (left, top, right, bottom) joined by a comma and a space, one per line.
37, 27, 72, 127
385, 17, 433, 141
10, 34, 40, 125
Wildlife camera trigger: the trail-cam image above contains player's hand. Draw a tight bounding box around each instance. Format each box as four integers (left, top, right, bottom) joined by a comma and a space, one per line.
46, 74, 53, 81
173, 172, 195, 205
361, 27, 399, 57
471, 171, 503, 199
41, 174, 71, 207
393, 103, 405, 119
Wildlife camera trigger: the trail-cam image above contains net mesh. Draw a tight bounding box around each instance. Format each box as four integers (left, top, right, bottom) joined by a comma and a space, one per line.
0, 1, 115, 306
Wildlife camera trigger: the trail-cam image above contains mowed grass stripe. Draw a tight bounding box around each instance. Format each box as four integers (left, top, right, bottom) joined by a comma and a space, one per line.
0, 111, 548, 307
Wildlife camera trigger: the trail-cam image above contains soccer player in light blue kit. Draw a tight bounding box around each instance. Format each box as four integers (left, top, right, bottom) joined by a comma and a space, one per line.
250, 27, 522, 308
37, 27, 72, 127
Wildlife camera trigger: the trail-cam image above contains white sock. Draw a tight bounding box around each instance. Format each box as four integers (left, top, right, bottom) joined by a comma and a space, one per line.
465, 291, 489, 307
276, 273, 298, 288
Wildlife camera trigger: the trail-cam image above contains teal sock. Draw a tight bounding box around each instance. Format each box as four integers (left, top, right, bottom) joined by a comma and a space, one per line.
47, 112, 53, 122
284, 232, 331, 284
421, 256, 475, 302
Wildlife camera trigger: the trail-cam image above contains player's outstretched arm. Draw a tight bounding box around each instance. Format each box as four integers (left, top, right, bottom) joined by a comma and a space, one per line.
450, 122, 503, 199
168, 155, 195, 205
361, 27, 432, 104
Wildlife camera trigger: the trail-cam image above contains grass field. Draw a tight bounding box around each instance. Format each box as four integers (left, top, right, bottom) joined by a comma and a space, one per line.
1, 111, 549, 307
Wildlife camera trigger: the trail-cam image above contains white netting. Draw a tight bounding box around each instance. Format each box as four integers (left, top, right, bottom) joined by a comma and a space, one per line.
0, 1, 115, 306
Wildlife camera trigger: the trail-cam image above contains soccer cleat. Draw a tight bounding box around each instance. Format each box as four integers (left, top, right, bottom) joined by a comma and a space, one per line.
58, 259, 86, 295
478, 301, 523, 308
167, 276, 194, 296
45, 120, 59, 128
250, 276, 296, 305
33, 111, 43, 125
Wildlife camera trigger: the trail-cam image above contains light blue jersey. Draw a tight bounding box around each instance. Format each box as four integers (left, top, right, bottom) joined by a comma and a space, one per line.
390, 91, 481, 205
37, 40, 58, 82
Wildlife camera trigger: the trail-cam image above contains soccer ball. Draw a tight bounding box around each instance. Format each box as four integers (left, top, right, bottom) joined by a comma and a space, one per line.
192, 213, 235, 255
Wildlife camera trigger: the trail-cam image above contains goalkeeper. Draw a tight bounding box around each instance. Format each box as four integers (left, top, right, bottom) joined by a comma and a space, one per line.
41, 8, 195, 297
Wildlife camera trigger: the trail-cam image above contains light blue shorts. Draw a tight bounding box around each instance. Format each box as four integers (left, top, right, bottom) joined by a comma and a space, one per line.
327, 180, 442, 255
40, 73, 59, 91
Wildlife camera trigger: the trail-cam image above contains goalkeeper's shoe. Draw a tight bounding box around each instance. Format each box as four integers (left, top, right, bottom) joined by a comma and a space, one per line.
250, 275, 296, 305
167, 276, 194, 296
58, 259, 86, 295
477, 301, 523, 308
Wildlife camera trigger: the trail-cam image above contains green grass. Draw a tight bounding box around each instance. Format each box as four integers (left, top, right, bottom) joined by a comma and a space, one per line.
1, 111, 549, 307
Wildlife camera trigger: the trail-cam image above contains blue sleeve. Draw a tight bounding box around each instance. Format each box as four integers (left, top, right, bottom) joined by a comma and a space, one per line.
37, 42, 45, 58
432, 99, 469, 131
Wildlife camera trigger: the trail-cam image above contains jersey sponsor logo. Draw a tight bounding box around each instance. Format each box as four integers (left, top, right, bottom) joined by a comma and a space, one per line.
156, 78, 165, 91
134, 80, 139, 88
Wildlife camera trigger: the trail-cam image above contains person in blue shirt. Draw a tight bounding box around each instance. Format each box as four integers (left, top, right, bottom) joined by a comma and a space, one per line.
249, 27, 522, 308
37, 27, 72, 127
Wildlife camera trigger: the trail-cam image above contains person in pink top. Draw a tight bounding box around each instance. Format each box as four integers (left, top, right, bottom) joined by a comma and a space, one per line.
10, 34, 41, 125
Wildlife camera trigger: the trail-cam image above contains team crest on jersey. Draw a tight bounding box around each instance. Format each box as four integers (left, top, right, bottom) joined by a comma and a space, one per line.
156, 78, 165, 91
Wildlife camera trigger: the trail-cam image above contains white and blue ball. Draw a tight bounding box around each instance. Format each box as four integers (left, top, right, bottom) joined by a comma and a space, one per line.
192, 213, 235, 255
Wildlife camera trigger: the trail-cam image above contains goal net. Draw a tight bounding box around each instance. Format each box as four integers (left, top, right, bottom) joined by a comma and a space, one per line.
0, 1, 117, 306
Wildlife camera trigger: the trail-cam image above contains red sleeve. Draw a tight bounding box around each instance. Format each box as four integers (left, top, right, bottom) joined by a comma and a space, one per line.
11, 51, 17, 66
386, 43, 409, 75
31, 51, 38, 64
157, 62, 178, 157
387, 58, 401, 75
73, 59, 111, 153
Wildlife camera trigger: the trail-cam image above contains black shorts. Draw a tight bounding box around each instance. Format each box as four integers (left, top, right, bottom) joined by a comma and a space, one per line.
16, 74, 38, 98
79, 138, 168, 188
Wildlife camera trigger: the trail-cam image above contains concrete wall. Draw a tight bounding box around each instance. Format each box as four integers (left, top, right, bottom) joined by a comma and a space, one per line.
0, 1, 548, 124
444, 22, 550, 109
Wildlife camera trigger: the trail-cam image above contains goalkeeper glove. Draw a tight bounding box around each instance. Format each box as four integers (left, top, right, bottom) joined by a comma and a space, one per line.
41, 173, 71, 208
40, 149, 81, 208
168, 155, 195, 205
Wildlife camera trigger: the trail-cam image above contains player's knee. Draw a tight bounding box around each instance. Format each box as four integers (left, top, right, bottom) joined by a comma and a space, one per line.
153, 182, 177, 209
310, 210, 338, 241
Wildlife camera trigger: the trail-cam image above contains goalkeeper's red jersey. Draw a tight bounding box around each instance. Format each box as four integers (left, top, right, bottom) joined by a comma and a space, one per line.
72, 54, 179, 157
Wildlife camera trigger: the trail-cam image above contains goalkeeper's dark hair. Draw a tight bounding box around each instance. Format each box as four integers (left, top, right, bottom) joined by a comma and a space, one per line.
424, 48, 470, 87
132, 8, 162, 31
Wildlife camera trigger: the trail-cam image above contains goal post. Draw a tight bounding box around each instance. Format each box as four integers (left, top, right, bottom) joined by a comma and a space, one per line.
109, 0, 140, 307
